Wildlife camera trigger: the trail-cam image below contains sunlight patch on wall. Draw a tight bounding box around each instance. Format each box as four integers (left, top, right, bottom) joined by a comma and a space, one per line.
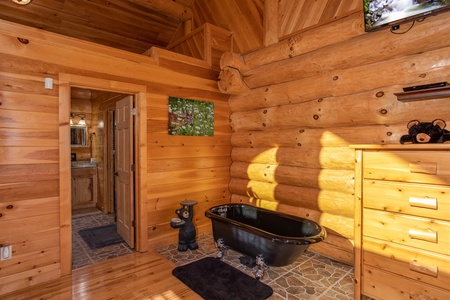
247, 147, 279, 211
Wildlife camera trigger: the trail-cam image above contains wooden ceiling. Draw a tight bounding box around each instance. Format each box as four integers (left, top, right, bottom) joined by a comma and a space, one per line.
0, 0, 361, 55
0, 0, 195, 54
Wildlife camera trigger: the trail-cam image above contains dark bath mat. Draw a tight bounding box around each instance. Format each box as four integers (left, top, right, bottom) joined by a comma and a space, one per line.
78, 224, 124, 249
172, 257, 273, 300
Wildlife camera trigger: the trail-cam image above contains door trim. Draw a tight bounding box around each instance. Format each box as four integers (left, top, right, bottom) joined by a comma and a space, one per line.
59, 73, 148, 275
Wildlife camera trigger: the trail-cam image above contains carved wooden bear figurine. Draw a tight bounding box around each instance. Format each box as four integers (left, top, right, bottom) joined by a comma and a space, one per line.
170, 200, 198, 251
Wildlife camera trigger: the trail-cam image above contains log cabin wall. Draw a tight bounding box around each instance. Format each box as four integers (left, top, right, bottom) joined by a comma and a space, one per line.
220, 10, 450, 265
0, 20, 230, 295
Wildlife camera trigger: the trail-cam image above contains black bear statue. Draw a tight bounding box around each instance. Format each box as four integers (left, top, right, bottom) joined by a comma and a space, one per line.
170, 200, 199, 251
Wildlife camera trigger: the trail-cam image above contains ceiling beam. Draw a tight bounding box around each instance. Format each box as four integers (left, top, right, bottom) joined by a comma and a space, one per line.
128, 0, 193, 22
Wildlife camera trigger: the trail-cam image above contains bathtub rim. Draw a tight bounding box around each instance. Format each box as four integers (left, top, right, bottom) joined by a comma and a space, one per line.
205, 203, 327, 245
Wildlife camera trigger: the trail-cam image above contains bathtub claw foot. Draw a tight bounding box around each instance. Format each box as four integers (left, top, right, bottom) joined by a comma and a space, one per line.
255, 254, 268, 280
215, 238, 228, 259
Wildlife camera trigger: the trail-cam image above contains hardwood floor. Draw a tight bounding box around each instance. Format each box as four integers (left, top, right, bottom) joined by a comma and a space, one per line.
2, 250, 201, 300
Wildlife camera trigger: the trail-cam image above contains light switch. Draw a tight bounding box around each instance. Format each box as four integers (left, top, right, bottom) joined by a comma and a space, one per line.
44, 77, 53, 90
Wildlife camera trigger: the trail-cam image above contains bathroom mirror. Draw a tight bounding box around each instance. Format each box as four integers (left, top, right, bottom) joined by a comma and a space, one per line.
71, 126, 87, 146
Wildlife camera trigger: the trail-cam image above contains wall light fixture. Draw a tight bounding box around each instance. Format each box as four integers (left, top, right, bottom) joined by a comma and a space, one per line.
12, 0, 33, 5
71, 113, 87, 126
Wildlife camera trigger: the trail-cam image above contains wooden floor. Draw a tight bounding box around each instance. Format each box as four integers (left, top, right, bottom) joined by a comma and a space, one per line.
2, 250, 202, 300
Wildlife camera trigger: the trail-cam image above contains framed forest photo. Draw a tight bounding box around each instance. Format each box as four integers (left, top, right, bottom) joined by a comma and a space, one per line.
168, 96, 214, 136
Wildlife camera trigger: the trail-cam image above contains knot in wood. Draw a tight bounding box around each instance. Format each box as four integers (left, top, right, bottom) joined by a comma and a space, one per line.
386, 132, 392, 136
313, 115, 320, 120
380, 109, 388, 115
419, 73, 426, 78
262, 123, 266, 127
375, 91, 384, 98
299, 129, 305, 133
263, 109, 268, 114
17, 37, 29, 44
317, 98, 323, 102
332, 76, 339, 81
6, 205, 13, 209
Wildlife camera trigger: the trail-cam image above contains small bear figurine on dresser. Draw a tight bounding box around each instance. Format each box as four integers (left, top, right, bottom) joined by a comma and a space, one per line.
400, 119, 450, 144
170, 200, 199, 251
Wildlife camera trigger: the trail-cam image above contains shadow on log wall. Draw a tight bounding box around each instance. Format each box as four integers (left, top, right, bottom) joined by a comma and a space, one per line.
220, 10, 450, 265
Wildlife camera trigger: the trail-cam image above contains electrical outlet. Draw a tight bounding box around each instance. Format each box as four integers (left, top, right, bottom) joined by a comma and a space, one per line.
0, 245, 12, 260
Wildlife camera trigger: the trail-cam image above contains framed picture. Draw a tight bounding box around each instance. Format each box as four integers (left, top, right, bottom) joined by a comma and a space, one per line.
168, 96, 214, 136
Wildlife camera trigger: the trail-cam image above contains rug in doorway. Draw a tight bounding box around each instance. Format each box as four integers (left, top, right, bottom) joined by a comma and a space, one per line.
79, 224, 124, 249
172, 257, 273, 300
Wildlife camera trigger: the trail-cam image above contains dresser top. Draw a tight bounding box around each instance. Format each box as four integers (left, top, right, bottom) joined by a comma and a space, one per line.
349, 144, 450, 150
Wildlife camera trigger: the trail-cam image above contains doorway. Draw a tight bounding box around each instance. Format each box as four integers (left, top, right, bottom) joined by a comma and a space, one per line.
70, 89, 136, 269
59, 73, 148, 275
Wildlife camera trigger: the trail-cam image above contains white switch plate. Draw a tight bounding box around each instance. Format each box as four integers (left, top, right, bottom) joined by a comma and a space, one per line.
0, 245, 12, 260
44, 77, 53, 90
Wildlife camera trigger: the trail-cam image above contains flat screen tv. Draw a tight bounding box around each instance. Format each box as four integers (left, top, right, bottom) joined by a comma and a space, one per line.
363, 0, 450, 32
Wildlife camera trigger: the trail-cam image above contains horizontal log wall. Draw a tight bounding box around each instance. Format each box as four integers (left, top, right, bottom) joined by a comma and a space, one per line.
0, 20, 231, 295
224, 10, 450, 265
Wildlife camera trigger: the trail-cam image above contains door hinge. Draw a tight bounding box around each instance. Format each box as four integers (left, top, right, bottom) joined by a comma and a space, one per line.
130, 108, 137, 115
131, 164, 135, 172
132, 220, 135, 227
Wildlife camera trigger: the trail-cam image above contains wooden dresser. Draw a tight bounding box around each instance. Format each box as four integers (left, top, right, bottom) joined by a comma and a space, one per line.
351, 145, 450, 300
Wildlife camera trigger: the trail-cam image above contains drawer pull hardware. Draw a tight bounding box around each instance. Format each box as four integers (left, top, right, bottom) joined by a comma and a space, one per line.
409, 197, 438, 210
409, 161, 437, 175
409, 260, 438, 277
408, 229, 437, 243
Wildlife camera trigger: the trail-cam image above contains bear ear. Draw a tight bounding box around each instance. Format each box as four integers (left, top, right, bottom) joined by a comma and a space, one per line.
432, 119, 446, 129
407, 120, 420, 129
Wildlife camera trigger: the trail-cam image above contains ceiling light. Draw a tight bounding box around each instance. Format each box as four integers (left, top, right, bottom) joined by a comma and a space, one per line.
12, 0, 32, 5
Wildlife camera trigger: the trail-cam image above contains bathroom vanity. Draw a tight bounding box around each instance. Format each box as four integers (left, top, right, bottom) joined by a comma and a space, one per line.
351, 144, 450, 300
71, 162, 98, 210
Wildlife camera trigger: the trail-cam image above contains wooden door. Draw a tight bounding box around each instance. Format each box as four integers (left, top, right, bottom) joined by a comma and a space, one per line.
115, 95, 135, 247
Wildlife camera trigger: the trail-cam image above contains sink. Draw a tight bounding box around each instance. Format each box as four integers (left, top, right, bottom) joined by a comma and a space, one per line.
71, 161, 97, 168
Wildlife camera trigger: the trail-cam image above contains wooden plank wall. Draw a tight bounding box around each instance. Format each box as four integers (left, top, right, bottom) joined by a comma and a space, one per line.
0, 20, 230, 295
220, 10, 450, 265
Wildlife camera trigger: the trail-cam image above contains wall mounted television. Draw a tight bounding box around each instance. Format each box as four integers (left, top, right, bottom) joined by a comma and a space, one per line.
363, 0, 450, 32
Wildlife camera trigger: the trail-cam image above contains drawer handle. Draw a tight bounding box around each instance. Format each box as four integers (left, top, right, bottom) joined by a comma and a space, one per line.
409, 197, 438, 210
408, 229, 437, 243
409, 259, 438, 277
409, 161, 437, 175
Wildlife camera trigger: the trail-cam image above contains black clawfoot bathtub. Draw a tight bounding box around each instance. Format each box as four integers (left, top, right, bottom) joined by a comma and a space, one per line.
205, 204, 327, 267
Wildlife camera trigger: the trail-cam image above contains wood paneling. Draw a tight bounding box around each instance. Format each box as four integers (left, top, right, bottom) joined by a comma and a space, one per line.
0, 20, 231, 295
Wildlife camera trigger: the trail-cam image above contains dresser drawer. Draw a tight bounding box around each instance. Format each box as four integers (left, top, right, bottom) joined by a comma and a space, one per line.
363, 150, 450, 185
363, 209, 450, 256
363, 180, 450, 221
363, 237, 450, 290
362, 266, 450, 300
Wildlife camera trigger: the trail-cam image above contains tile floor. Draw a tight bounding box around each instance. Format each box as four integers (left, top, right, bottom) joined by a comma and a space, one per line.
72, 211, 134, 269
157, 234, 355, 300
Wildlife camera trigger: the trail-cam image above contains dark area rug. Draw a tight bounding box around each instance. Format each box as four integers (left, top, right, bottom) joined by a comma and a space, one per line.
172, 257, 273, 300
78, 224, 124, 249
